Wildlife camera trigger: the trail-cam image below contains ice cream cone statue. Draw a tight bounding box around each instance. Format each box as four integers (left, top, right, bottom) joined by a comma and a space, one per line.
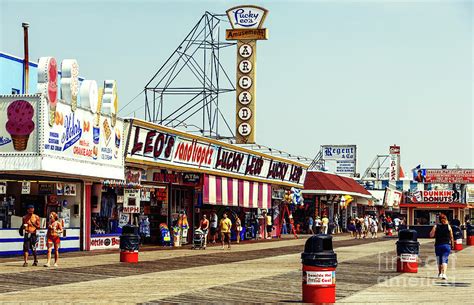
60, 59, 79, 112
37, 57, 58, 127
5, 100, 35, 151
102, 80, 118, 127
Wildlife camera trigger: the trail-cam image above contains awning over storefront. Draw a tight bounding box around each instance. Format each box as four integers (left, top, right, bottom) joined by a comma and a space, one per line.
302, 171, 372, 199
203, 174, 271, 209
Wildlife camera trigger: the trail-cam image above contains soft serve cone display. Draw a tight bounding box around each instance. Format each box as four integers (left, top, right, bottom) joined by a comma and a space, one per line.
5, 100, 35, 151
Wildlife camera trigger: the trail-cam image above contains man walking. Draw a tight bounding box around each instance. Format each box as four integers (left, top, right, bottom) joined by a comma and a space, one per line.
22, 204, 40, 267
219, 213, 232, 249
321, 215, 329, 234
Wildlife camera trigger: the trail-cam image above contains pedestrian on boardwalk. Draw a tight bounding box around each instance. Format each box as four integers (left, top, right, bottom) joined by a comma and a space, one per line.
235, 216, 242, 243
369, 216, 378, 238
281, 217, 288, 234
430, 213, 454, 280
347, 217, 356, 237
394, 216, 401, 232
314, 216, 322, 234
44, 212, 63, 267
289, 215, 295, 234
209, 211, 218, 244
363, 215, 370, 238
22, 204, 40, 267
308, 216, 314, 235
321, 215, 329, 234
334, 214, 340, 234
199, 214, 209, 248
355, 217, 363, 239
219, 212, 232, 249
265, 211, 273, 239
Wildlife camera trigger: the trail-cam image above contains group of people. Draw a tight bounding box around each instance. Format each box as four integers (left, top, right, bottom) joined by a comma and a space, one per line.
21, 205, 63, 267
306, 215, 330, 234
198, 211, 273, 250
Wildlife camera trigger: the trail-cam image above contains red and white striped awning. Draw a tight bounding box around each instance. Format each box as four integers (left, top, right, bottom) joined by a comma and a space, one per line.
203, 174, 271, 209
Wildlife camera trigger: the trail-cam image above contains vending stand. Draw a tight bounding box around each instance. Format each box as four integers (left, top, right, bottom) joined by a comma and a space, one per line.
0, 57, 124, 255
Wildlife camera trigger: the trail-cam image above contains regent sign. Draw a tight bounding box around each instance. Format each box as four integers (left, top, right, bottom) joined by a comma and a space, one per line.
127, 120, 306, 186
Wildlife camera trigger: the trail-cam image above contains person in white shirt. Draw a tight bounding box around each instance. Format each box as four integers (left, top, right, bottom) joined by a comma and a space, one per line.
369, 216, 378, 238
209, 211, 218, 244
394, 217, 401, 232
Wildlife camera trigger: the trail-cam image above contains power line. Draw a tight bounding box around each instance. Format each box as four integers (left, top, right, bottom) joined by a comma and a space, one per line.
119, 89, 144, 113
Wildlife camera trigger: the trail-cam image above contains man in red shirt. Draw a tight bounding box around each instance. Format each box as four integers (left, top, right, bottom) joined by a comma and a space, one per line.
22, 204, 40, 267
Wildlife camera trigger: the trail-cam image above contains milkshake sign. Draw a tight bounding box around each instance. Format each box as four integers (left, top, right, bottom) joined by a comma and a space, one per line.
226, 5, 268, 29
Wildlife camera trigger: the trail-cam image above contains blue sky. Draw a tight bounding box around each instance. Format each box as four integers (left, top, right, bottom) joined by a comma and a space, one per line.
1, 0, 472, 173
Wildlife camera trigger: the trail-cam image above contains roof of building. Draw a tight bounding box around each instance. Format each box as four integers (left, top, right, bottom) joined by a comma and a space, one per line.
302, 170, 372, 198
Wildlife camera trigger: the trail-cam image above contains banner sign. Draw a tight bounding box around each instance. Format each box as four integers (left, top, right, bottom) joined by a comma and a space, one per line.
90, 235, 120, 250
43, 99, 123, 168
322, 145, 356, 161
409, 190, 459, 203
127, 121, 306, 186
320, 145, 356, 176
466, 185, 474, 203
383, 188, 402, 208
413, 169, 474, 184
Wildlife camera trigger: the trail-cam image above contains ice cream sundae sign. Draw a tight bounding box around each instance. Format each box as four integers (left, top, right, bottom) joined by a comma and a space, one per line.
0, 96, 39, 153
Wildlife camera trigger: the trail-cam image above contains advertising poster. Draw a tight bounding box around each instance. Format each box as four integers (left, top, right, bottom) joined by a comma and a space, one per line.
413, 169, 474, 184
123, 188, 140, 213
42, 101, 124, 168
0, 96, 40, 154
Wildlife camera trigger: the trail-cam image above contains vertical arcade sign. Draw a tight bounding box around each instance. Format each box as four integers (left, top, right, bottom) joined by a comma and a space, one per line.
226, 5, 268, 144
389, 145, 401, 181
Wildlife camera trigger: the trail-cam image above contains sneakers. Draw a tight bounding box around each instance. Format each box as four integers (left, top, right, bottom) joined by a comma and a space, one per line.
23, 262, 28, 267
53, 263, 58, 267
44, 263, 50, 268
440, 274, 448, 280
32, 261, 38, 267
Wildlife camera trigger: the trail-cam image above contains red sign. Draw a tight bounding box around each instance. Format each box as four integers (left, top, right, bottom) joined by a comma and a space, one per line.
123, 206, 140, 213
389, 145, 400, 155
424, 169, 474, 184
153, 172, 179, 184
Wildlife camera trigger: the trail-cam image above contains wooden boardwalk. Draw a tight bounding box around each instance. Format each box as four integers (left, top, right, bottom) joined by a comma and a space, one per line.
0, 235, 472, 304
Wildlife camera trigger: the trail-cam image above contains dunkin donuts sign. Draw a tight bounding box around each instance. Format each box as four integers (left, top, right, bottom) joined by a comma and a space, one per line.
126, 120, 307, 186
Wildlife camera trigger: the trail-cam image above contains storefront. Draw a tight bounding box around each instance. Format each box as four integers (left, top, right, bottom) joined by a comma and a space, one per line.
0, 83, 124, 255
302, 171, 373, 232
124, 119, 307, 244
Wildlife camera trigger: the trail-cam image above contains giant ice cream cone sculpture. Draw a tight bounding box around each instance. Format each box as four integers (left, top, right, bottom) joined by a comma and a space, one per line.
6, 100, 35, 151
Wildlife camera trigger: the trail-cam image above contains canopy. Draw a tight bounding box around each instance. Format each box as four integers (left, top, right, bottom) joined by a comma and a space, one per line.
302, 171, 372, 199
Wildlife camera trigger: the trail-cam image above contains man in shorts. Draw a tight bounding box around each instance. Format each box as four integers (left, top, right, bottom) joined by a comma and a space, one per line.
219, 213, 232, 249
22, 204, 40, 267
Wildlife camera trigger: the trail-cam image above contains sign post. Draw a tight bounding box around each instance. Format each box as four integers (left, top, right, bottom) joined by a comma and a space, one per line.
226, 5, 268, 144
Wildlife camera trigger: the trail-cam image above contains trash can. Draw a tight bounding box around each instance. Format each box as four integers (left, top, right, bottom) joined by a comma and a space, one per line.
396, 229, 419, 273
301, 234, 338, 304
120, 225, 140, 263
467, 224, 474, 246
452, 225, 463, 251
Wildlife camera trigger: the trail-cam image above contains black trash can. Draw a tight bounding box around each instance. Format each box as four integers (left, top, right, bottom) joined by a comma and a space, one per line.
396, 229, 419, 273
120, 225, 140, 263
301, 234, 337, 303
452, 225, 463, 250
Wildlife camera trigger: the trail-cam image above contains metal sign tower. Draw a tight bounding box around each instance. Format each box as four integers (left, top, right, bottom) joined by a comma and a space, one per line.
144, 12, 236, 139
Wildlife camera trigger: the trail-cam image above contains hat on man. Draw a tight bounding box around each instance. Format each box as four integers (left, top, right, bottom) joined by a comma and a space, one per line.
26, 204, 34, 209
